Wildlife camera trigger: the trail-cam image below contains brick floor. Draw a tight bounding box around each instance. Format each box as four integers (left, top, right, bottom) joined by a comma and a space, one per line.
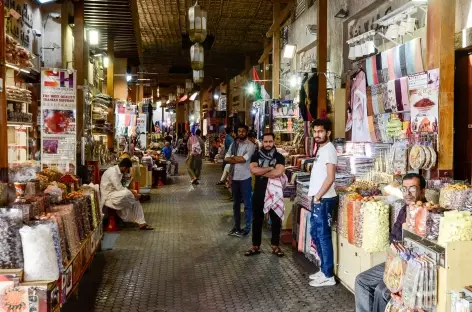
62, 159, 355, 312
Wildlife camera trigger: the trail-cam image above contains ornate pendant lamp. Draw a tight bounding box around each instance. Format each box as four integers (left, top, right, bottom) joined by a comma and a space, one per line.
193, 70, 204, 84
190, 43, 204, 70
188, 1, 207, 43
176, 85, 184, 96
185, 79, 194, 92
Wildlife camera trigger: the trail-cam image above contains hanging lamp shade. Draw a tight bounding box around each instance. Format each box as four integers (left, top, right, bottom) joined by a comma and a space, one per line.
193, 70, 204, 84
185, 79, 194, 91
190, 43, 204, 70
188, 2, 207, 43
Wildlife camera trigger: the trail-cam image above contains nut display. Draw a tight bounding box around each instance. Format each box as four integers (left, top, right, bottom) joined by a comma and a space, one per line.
439, 184, 471, 210
362, 200, 390, 252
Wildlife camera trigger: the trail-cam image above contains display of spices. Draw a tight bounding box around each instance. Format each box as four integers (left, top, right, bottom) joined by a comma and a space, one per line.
20, 224, 60, 281
60, 174, 80, 193
0, 183, 8, 206
362, 200, 390, 252
439, 184, 471, 210
0, 208, 24, 269
348, 200, 364, 246
49, 204, 80, 260
340, 193, 362, 239
10, 202, 30, 223
48, 213, 69, 265
29, 220, 63, 272
36, 174, 49, 191
426, 209, 445, 241
25, 180, 40, 196
40, 168, 64, 183
6, 35, 34, 68
438, 210, 472, 246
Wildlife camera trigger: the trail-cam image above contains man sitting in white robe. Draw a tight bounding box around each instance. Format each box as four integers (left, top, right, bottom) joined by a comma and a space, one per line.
100, 158, 153, 230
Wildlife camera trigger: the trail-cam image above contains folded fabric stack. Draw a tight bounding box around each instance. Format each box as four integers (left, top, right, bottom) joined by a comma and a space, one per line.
337, 156, 374, 179
295, 180, 311, 209
335, 173, 355, 189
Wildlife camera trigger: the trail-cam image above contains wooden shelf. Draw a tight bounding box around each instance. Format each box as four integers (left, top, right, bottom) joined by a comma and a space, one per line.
7, 98, 31, 104
7, 121, 33, 127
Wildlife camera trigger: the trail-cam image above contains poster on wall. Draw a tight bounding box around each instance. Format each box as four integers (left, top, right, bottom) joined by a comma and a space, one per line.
408, 69, 439, 133
41, 68, 77, 173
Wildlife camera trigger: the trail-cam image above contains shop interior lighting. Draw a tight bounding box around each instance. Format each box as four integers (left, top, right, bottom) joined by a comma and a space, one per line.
190, 115, 195, 121
126, 74, 132, 82
251, 109, 257, 115
189, 92, 199, 101
282, 44, 296, 59
88, 30, 99, 45
213, 93, 219, 100
247, 83, 255, 94
103, 57, 109, 68
35, 0, 57, 3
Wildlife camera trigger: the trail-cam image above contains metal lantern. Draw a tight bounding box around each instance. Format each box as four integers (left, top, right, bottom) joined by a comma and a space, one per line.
188, 1, 207, 43
185, 79, 194, 92
193, 70, 204, 84
176, 85, 184, 96
190, 43, 204, 70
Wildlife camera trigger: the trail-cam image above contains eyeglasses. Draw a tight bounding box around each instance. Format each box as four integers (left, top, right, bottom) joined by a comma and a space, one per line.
400, 186, 418, 195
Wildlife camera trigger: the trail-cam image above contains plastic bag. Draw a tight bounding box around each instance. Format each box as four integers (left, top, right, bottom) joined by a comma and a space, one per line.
20, 224, 59, 281
384, 249, 405, 293
362, 201, 390, 252
426, 209, 444, 241
439, 185, 471, 210
438, 210, 472, 246
414, 206, 429, 237
406, 204, 420, 232
402, 259, 422, 309
29, 220, 63, 272
347, 201, 356, 244
354, 202, 364, 248
391, 200, 406, 230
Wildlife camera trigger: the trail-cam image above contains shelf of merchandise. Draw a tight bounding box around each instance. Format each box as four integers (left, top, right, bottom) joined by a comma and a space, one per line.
274, 115, 296, 119
7, 121, 33, 127
6, 98, 31, 104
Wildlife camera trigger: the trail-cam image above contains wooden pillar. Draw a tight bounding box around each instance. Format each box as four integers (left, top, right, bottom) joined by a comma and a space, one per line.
73, 1, 85, 141
0, 0, 7, 181
317, 0, 327, 117
272, 1, 280, 99
107, 37, 115, 149
427, 0, 455, 176
61, 1, 69, 69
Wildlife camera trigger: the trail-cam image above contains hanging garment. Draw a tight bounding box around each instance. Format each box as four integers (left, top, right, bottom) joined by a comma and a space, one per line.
393, 46, 402, 79
381, 52, 390, 83
394, 79, 404, 112
299, 74, 309, 121
376, 54, 384, 84
306, 73, 319, 120
366, 87, 374, 116
399, 44, 408, 77
400, 77, 410, 111
350, 71, 372, 142
366, 57, 374, 86
387, 49, 396, 81
386, 79, 397, 112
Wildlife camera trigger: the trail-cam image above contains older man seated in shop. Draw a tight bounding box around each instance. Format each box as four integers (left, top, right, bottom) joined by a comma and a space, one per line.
354, 173, 426, 312
100, 158, 154, 230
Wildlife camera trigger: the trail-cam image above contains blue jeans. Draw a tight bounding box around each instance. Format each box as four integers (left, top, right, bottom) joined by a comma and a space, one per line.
310, 196, 338, 278
232, 178, 253, 232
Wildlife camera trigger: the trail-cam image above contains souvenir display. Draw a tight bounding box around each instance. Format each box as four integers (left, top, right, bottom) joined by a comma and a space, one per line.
438, 210, 472, 246
439, 184, 471, 210
409, 144, 426, 170
0, 208, 24, 269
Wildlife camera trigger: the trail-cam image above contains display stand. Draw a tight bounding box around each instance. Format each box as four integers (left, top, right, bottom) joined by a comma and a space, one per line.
403, 229, 472, 312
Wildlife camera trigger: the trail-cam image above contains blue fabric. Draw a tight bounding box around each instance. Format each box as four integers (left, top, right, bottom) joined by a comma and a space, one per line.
224, 134, 234, 153
310, 197, 337, 278
231, 177, 253, 232
162, 146, 172, 160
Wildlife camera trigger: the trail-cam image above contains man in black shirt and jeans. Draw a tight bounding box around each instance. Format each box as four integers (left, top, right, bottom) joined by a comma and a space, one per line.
245, 132, 286, 257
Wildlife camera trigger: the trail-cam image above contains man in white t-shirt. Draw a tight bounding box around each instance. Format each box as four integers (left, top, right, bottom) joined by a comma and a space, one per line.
307, 119, 338, 287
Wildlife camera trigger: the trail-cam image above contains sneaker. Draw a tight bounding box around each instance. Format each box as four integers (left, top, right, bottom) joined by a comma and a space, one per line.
235, 230, 250, 237
228, 228, 240, 236
216, 181, 225, 186
309, 276, 336, 287
309, 271, 325, 280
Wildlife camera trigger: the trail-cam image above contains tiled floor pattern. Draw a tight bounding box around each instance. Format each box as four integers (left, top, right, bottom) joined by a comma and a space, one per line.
62, 159, 355, 312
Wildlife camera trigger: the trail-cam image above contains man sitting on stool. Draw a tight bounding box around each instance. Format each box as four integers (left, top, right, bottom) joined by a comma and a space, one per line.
100, 158, 154, 230
355, 173, 425, 312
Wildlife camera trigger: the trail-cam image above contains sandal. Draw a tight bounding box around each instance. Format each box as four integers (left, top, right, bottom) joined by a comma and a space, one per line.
272, 246, 285, 257
139, 224, 154, 230
245, 246, 261, 256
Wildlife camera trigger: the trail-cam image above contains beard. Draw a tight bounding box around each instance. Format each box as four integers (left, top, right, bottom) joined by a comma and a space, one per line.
314, 136, 328, 144
263, 145, 274, 151
239, 135, 247, 140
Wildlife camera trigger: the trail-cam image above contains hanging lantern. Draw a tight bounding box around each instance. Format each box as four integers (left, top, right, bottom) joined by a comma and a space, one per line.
176, 85, 184, 96
190, 43, 204, 70
193, 70, 204, 84
188, 1, 207, 43
185, 79, 194, 92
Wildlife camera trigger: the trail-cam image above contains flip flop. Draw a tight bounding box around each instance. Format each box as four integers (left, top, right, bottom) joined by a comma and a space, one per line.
272, 246, 285, 257
245, 247, 261, 256
139, 224, 154, 230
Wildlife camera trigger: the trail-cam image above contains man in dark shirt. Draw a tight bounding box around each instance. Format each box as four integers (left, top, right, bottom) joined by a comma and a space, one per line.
245, 132, 286, 257
355, 173, 426, 312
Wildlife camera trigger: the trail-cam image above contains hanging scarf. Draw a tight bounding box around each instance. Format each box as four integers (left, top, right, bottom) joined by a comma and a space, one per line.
258, 147, 277, 168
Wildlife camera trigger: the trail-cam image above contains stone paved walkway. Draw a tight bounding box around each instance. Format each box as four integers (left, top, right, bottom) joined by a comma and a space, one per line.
62, 159, 355, 312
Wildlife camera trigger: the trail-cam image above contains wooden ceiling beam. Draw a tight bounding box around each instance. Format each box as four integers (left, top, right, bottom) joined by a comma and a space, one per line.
266, 1, 295, 38
258, 40, 272, 64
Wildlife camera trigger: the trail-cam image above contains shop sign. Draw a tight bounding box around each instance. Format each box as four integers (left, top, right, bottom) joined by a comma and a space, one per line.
408, 69, 439, 133
40, 68, 77, 174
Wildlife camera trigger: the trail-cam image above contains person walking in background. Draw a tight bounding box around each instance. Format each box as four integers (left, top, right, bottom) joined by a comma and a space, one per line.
248, 131, 261, 151
223, 127, 234, 169
245, 133, 286, 257
307, 119, 338, 287
224, 125, 255, 237
187, 129, 205, 185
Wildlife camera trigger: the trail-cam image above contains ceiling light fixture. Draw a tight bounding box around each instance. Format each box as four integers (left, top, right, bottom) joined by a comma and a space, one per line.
190, 92, 199, 101
35, 0, 57, 4
282, 44, 296, 59
89, 30, 99, 45
103, 57, 109, 68
213, 93, 219, 100
126, 74, 132, 82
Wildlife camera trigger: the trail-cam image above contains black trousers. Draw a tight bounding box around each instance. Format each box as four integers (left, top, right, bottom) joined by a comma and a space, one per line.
252, 202, 282, 247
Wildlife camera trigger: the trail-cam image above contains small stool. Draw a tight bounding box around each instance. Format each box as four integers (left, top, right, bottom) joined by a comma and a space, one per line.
104, 206, 120, 232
